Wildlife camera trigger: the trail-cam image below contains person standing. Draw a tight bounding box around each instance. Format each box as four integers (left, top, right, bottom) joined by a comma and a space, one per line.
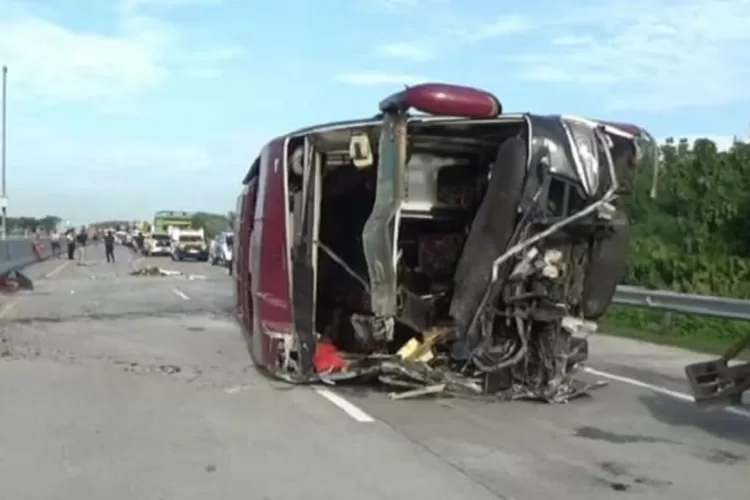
135, 231, 145, 254
104, 230, 116, 263
66, 229, 76, 260
50, 229, 61, 259
76, 226, 88, 265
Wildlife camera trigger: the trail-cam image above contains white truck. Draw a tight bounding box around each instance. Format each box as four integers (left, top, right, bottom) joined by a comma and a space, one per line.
143, 232, 172, 257
169, 227, 209, 261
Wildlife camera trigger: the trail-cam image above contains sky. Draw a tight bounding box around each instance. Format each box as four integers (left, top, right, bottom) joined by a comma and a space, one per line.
1, 0, 749, 224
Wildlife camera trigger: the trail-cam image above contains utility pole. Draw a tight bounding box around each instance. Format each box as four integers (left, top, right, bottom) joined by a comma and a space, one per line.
1, 65, 7, 239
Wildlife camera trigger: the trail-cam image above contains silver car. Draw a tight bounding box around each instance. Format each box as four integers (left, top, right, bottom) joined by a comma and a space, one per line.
209, 232, 233, 267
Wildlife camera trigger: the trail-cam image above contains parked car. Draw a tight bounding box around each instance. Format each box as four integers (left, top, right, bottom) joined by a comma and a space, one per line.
209, 232, 233, 267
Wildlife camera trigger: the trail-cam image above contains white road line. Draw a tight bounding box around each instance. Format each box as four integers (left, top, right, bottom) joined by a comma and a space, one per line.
171, 288, 190, 301
45, 260, 71, 278
583, 366, 750, 419
0, 297, 20, 319
314, 387, 375, 423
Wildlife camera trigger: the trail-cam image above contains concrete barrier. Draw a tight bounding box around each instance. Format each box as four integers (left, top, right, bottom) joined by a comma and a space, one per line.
0, 238, 52, 290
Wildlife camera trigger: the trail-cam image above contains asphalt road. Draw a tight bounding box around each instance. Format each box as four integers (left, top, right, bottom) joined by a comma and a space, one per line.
0, 245, 748, 500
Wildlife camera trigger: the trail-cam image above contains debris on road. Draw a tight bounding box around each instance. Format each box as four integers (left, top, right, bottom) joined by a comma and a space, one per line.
131, 265, 181, 277
130, 265, 205, 281
685, 330, 750, 408
314, 324, 605, 403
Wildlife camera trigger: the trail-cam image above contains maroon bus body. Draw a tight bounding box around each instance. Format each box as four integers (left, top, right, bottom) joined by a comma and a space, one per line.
235, 138, 293, 373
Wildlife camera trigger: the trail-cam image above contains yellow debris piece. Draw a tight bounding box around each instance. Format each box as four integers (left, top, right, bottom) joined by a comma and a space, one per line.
396, 327, 449, 363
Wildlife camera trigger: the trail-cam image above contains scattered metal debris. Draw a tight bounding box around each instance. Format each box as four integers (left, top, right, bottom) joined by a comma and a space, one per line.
314, 325, 606, 403
129, 265, 205, 281
130, 265, 181, 277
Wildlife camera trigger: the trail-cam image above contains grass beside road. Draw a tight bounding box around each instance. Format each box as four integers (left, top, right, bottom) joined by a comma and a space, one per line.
601, 305, 750, 359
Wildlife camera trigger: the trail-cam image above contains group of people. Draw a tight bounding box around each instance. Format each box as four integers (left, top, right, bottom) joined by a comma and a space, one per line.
49, 226, 118, 264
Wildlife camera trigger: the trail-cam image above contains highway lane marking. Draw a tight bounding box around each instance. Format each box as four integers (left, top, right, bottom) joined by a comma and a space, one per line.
171, 288, 190, 301
0, 298, 20, 320
314, 387, 375, 423
583, 366, 750, 419
45, 260, 71, 278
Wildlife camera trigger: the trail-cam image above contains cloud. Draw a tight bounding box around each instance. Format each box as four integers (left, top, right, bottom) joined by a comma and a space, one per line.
14, 123, 267, 176
8, 108, 272, 219
375, 41, 435, 62
464, 15, 530, 42
334, 71, 429, 86
0, 0, 241, 102
509, 0, 750, 111
377, 0, 418, 6
10, 123, 269, 218
0, 16, 170, 100
373, 0, 447, 10
121, 0, 222, 10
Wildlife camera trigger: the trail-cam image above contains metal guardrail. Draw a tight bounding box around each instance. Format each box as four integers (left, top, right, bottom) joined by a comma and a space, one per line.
613, 285, 750, 321
0, 237, 51, 276
616, 284, 750, 408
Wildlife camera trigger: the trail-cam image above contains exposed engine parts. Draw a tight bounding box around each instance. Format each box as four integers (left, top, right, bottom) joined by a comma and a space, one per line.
295, 114, 645, 403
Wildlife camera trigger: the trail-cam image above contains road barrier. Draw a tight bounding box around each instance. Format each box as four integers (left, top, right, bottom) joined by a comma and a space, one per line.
612, 285, 750, 321
0, 238, 51, 291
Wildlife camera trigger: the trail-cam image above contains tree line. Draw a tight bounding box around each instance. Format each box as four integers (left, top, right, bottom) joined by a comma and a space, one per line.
190, 211, 233, 240
6, 215, 61, 233
609, 136, 750, 349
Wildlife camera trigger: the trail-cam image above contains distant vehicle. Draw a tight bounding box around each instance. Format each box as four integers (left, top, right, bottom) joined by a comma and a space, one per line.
153, 210, 194, 234
115, 230, 129, 245
231, 82, 656, 401
143, 232, 171, 257
170, 227, 208, 261
209, 232, 233, 267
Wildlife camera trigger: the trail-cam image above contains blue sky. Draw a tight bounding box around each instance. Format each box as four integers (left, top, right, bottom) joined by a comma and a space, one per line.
1, 0, 749, 224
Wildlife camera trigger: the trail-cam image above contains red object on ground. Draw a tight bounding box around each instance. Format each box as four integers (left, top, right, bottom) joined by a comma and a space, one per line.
0, 275, 20, 293
313, 341, 348, 373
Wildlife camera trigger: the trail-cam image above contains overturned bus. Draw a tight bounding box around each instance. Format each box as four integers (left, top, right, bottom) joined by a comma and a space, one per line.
232, 83, 657, 403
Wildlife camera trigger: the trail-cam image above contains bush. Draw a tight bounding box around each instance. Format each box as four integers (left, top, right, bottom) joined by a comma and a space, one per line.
605, 137, 750, 352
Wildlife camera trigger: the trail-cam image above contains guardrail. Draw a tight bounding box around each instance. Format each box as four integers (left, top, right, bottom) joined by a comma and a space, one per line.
0, 237, 51, 289
612, 285, 750, 321
612, 285, 750, 408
